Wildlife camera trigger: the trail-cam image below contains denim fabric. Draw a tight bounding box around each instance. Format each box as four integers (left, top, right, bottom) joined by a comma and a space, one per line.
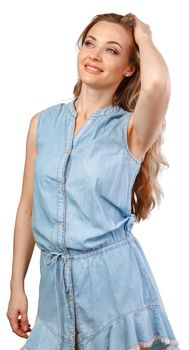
20, 98, 180, 350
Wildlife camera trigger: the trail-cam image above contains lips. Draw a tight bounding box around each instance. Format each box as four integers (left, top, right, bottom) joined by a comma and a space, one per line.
84, 64, 103, 72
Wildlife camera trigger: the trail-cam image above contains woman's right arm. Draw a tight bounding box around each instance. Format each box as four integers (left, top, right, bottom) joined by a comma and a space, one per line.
6, 112, 40, 339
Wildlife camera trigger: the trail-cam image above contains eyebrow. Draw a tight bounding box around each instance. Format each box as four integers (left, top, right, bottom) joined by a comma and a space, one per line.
85, 35, 123, 50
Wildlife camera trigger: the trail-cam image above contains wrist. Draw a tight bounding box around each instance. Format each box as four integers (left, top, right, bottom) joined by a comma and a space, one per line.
10, 279, 25, 292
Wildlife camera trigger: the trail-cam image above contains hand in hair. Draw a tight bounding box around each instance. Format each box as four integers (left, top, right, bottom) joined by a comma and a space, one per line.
124, 13, 152, 45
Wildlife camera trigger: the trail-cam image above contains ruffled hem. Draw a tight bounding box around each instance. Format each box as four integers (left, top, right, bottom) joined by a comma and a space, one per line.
19, 306, 180, 350
121, 335, 179, 349
83, 305, 180, 350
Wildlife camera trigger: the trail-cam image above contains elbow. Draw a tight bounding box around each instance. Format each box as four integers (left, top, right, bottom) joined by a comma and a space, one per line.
143, 67, 171, 97
142, 77, 171, 100
18, 200, 33, 217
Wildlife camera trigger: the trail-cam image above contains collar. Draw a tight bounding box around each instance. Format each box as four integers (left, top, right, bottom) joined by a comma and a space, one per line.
67, 97, 125, 118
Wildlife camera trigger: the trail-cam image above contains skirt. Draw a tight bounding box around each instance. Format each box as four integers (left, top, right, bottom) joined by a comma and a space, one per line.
19, 232, 180, 350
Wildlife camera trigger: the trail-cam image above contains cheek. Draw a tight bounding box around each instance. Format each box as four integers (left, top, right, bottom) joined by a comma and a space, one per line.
77, 52, 81, 63
107, 62, 126, 76
77, 54, 83, 70
77, 51, 86, 67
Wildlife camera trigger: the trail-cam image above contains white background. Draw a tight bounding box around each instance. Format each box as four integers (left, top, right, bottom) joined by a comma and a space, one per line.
0, 1, 188, 349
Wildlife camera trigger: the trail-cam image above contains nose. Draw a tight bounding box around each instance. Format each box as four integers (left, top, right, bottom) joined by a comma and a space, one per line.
88, 49, 102, 62
88, 55, 102, 63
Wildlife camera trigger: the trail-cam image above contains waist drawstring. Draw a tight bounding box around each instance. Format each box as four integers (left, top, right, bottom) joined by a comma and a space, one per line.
43, 251, 74, 350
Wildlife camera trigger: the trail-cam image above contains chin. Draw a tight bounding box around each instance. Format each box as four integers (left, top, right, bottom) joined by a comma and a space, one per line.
80, 80, 103, 89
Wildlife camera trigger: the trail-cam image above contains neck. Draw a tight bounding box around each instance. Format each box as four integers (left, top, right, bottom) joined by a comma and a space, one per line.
74, 86, 114, 120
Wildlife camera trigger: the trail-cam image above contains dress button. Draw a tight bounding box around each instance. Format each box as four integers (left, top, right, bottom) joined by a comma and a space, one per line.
59, 222, 64, 228
59, 183, 64, 189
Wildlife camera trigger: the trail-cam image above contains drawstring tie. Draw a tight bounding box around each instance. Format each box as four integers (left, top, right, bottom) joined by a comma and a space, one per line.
43, 251, 74, 350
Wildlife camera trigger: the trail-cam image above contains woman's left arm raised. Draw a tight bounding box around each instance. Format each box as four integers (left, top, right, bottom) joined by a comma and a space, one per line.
130, 14, 171, 152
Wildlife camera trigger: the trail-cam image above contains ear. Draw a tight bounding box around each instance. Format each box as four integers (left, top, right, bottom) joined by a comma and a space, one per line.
123, 64, 136, 77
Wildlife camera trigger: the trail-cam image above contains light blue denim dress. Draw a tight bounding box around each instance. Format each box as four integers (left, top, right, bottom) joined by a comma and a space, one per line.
20, 98, 180, 350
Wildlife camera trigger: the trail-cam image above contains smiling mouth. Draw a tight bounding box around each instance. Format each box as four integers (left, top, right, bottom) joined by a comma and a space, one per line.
84, 65, 103, 73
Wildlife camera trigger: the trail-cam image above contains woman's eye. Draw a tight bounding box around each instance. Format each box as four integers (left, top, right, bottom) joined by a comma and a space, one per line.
107, 48, 117, 54
84, 40, 93, 47
84, 41, 117, 54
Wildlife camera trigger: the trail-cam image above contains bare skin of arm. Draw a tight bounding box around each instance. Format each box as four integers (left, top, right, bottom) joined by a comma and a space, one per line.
6, 112, 40, 339
127, 14, 171, 161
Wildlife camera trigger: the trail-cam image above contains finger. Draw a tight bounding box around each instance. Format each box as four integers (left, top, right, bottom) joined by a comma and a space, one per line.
10, 319, 29, 338
18, 321, 32, 333
123, 15, 136, 26
18, 319, 31, 327
125, 13, 136, 19
20, 311, 29, 332
10, 315, 20, 333
124, 16, 135, 21
16, 316, 31, 334
14, 327, 29, 338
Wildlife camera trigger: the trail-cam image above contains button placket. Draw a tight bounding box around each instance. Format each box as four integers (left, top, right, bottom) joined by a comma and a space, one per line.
58, 183, 65, 230
57, 143, 72, 248
59, 183, 64, 190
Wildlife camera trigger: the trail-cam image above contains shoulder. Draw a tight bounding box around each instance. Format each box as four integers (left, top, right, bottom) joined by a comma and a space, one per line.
27, 112, 40, 145
30, 103, 64, 132
34, 103, 64, 123
30, 112, 40, 129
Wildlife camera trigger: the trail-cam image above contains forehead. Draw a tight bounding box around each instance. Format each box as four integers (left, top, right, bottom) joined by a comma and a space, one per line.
86, 20, 132, 47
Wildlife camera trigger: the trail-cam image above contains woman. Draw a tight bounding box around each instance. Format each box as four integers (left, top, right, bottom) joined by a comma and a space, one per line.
6, 12, 180, 350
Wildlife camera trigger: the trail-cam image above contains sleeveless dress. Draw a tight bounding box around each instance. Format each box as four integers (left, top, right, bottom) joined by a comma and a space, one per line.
20, 98, 180, 350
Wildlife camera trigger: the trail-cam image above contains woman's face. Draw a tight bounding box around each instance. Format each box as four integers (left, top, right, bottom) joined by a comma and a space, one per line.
77, 20, 135, 91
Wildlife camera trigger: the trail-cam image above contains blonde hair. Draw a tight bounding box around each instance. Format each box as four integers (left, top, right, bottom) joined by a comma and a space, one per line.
73, 12, 169, 222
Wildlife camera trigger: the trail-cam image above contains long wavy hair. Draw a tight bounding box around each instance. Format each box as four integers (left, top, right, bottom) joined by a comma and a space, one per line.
73, 12, 169, 222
